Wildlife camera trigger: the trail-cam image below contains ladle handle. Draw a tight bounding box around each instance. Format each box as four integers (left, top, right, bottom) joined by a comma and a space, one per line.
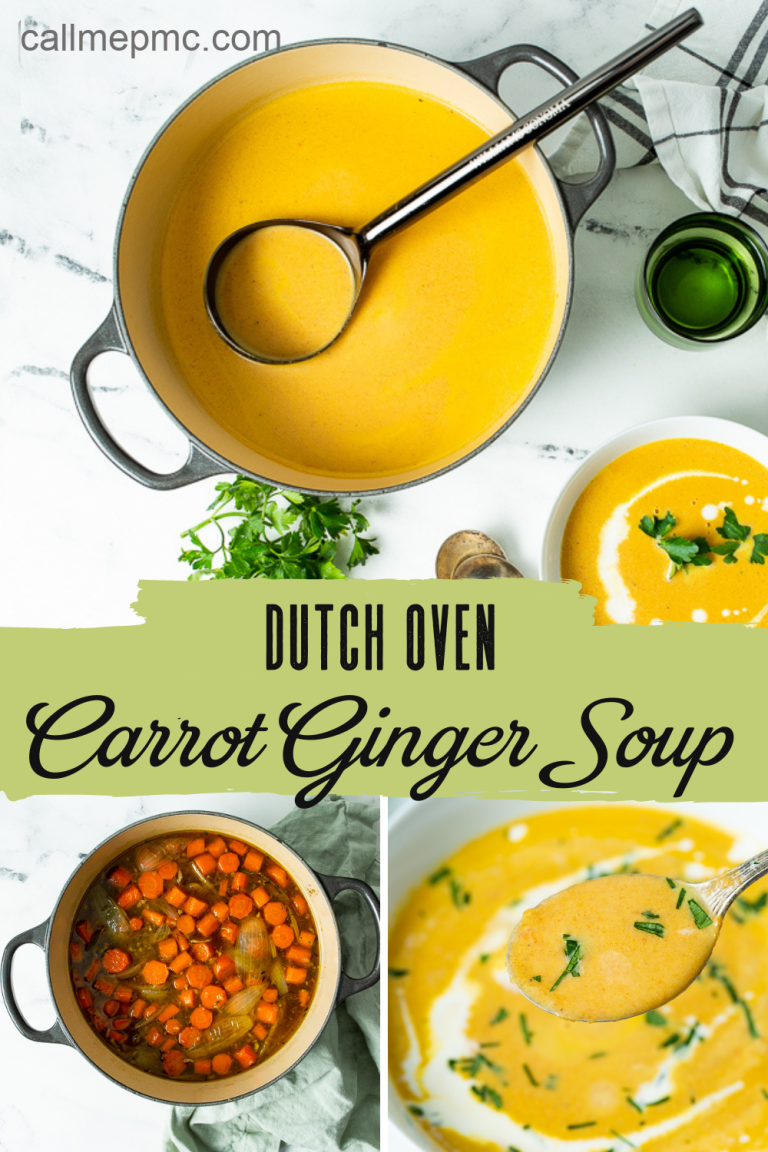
71, 306, 226, 490
360, 8, 702, 250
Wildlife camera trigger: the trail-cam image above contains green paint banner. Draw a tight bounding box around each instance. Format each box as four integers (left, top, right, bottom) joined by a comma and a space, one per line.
1, 579, 765, 804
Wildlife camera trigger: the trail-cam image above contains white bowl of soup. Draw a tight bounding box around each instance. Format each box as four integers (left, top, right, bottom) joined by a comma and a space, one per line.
540, 415, 768, 626
69, 38, 614, 494
388, 797, 768, 1152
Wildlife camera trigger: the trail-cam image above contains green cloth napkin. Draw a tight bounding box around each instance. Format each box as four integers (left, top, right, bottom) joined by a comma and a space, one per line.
164, 797, 380, 1152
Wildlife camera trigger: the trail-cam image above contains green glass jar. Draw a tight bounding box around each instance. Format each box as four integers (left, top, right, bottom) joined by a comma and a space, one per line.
636, 212, 768, 349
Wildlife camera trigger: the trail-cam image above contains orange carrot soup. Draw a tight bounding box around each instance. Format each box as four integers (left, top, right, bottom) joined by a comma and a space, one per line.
561, 438, 768, 625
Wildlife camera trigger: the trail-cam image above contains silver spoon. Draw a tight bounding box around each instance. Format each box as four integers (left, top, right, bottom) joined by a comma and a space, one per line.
204, 8, 703, 364
507, 848, 768, 1023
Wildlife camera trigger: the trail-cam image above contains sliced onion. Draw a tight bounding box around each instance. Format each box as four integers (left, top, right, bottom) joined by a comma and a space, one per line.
187, 1014, 253, 1059
219, 982, 266, 1018
271, 958, 288, 997
136, 837, 188, 872
91, 886, 130, 942
234, 915, 270, 981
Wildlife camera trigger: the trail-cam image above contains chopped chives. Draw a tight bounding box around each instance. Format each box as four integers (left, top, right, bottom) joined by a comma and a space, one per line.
531, 975, 541, 982
522, 1063, 538, 1086
567, 1121, 597, 1129
626, 1097, 643, 1113
429, 867, 451, 885
491, 1007, 509, 1026
550, 938, 581, 991
634, 921, 665, 937
388, 968, 409, 977
676, 887, 686, 910
645, 1010, 667, 1026
666, 877, 677, 889
519, 1013, 533, 1045
407, 1105, 424, 1116
688, 899, 713, 929
657, 818, 682, 842
647, 1096, 670, 1107
660, 1033, 681, 1048
588, 1051, 608, 1059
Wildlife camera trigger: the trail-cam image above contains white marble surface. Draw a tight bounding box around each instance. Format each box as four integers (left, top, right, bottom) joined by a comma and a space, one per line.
0, 791, 379, 1152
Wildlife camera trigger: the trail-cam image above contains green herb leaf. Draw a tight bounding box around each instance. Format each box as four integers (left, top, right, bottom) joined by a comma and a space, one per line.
388, 968, 409, 977
710, 540, 740, 564
676, 887, 686, 910
737, 892, 768, 914
407, 1105, 424, 1116
550, 938, 582, 990
522, 1063, 538, 1087
531, 975, 542, 982
429, 867, 451, 885
641, 911, 661, 918
640, 512, 677, 539
519, 1014, 533, 1045
479, 953, 491, 964
626, 1097, 643, 1113
751, 534, 768, 565
688, 900, 714, 930
449, 878, 471, 908
645, 1010, 667, 1027
449, 1053, 503, 1077
658, 535, 705, 569
588, 1051, 608, 1059
471, 1084, 502, 1109
647, 1096, 671, 1107
717, 506, 751, 542
491, 1007, 509, 1026
657, 819, 682, 842
666, 877, 677, 889
567, 1121, 597, 1129
660, 1032, 681, 1048
634, 921, 665, 937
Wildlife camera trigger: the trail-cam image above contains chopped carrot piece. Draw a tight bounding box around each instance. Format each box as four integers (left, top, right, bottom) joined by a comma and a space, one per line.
232, 872, 249, 892
176, 914, 196, 935
158, 937, 179, 962
211, 902, 230, 922
251, 886, 270, 909
117, 885, 141, 910
179, 1026, 202, 1049
218, 852, 239, 874
186, 963, 213, 989
144, 1003, 159, 1018
147, 1025, 164, 1047
196, 913, 220, 938
186, 837, 206, 858
218, 878, 229, 897
266, 864, 288, 888
190, 1006, 213, 1030
212, 1053, 233, 1076
200, 985, 227, 1010
138, 871, 163, 899
94, 976, 115, 996
244, 850, 264, 873
262, 988, 278, 1003
163, 1049, 187, 1076
292, 894, 309, 918
212, 954, 236, 983
194, 1059, 212, 1075
298, 930, 315, 948
112, 1015, 130, 1029
108, 1029, 127, 1043
142, 960, 169, 986
165, 1017, 182, 1036
131, 999, 148, 1019
229, 840, 247, 856
85, 958, 101, 982
76, 988, 93, 1010
285, 966, 307, 984
162, 1037, 179, 1054
93, 1015, 107, 1032
142, 907, 166, 928
253, 1023, 268, 1041
229, 894, 254, 920
70, 942, 83, 964
166, 885, 188, 908
129, 917, 144, 932
109, 866, 132, 890
285, 944, 312, 967
182, 895, 208, 919
76, 920, 95, 944
165, 911, 178, 925
271, 924, 294, 949
175, 932, 190, 952
263, 901, 287, 926
173, 974, 190, 990
234, 1043, 257, 1069
158, 1003, 180, 1023
179, 987, 197, 1009
157, 860, 177, 881
192, 852, 217, 878
104, 999, 120, 1017
192, 942, 215, 962
170, 951, 194, 974
298, 989, 310, 1008
103, 948, 132, 974
256, 1001, 279, 1024
207, 836, 227, 859
223, 976, 244, 995
113, 984, 134, 1003
219, 921, 239, 945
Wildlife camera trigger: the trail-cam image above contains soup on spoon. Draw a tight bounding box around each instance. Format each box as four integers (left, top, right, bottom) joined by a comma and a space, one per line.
506, 872, 721, 1022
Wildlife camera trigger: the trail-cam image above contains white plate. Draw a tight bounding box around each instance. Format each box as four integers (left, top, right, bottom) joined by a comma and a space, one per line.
539, 415, 768, 581
388, 796, 768, 1152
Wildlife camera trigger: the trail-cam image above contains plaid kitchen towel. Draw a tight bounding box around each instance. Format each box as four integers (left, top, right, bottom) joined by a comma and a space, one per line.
164, 797, 380, 1152
551, 0, 768, 229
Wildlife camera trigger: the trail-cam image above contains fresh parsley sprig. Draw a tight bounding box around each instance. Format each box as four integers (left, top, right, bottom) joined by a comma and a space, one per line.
180, 476, 378, 580
639, 506, 762, 575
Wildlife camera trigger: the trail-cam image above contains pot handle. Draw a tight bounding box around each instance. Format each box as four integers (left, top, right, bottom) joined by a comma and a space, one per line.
70, 305, 226, 490
316, 873, 381, 1003
1, 919, 72, 1046
457, 44, 616, 230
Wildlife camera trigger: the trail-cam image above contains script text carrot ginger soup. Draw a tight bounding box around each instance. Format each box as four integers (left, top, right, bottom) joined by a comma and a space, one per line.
389, 806, 768, 1152
561, 438, 768, 625
159, 80, 564, 481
